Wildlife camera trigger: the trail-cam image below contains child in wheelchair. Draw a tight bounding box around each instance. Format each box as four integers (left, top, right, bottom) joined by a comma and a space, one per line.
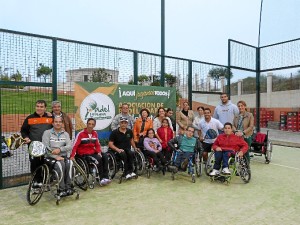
143, 128, 166, 172
209, 122, 248, 176
168, 126, 203, 173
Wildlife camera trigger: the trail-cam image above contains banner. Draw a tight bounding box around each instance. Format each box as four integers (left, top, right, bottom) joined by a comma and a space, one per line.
74, 82, 176, 145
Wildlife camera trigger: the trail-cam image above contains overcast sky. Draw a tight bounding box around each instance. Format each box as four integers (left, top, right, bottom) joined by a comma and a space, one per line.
1, 0, 300, 66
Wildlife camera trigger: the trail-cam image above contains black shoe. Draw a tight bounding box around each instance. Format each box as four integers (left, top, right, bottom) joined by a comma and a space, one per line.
168, 166, 178, 173
181, 158, 189, 171
58, 190, 67, 197
66, 189, 74, 196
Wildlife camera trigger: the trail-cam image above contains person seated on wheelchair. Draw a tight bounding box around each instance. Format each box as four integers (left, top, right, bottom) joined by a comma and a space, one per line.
108, 117, 139, 180
70, 118, 111, 186
168, 126, 203, 173
42, 116, 73, 197
209, 122, 249, 176
143, 128, 166, 171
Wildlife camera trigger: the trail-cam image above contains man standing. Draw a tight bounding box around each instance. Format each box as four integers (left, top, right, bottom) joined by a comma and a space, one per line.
42, 116, 73, 196
111, 103, 134, 130
108, 117, 138, 179
198, 108, 224, 163
21, 100, 53, 177
51, 100, 73, 139
213, 93, 239, 125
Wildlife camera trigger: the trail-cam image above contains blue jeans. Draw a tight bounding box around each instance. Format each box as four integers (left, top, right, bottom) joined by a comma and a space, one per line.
213, 150, 235, 170
173, 151, 194, 169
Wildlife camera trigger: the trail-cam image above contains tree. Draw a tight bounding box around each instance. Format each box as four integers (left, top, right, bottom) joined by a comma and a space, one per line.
37, 63, 52, 82
138, 75, 149, 85
208, 67, 233, 90
11, 70, 22, 81
150, 75, 160, 86
165, 73, 177, 87
90, 68, 112, 83
11, 70, 23, 91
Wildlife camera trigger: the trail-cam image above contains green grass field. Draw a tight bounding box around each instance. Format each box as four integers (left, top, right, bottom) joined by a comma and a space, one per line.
1, 145, 300, 225
0, 90, 74, 114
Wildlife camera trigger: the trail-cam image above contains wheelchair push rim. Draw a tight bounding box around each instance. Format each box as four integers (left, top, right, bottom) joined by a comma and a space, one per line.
27, 164, 49, 206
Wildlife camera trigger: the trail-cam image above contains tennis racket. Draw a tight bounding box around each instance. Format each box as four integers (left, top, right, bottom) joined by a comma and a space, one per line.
8, 133, 26, 150
204, 129, 218, 139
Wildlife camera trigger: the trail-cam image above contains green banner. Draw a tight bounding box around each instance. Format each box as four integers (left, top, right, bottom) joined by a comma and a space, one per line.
74, 82, 176, 145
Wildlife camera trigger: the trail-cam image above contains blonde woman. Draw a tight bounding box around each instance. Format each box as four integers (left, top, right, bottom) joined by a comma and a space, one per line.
233, 100, 254, 162
177, 102, 195, 134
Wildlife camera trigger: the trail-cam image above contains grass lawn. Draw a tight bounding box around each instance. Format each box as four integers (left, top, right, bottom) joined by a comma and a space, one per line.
0, 89, 74, 114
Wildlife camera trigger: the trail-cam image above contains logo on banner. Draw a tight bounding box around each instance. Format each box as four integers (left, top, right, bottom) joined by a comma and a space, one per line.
80, 93, 115, 130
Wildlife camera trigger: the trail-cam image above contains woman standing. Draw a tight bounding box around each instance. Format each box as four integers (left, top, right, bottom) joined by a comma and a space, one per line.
233, 100, 254, 162
193, 106, 205, 138
153, 107, 174, 134
177, 101, 195, 134
133, 108, 153, 149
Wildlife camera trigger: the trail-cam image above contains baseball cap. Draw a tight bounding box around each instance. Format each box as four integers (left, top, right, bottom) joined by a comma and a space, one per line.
119, 117, 128, 123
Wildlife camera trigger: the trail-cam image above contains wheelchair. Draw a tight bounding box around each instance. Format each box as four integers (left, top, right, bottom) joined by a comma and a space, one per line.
205, 151, 251, 184
106, 148, 146, 183
169, 150, 202, 183
75, 155, 102, 189
26, 142, 87, 206
250, 130, 272, 164
142, 150, 167, 179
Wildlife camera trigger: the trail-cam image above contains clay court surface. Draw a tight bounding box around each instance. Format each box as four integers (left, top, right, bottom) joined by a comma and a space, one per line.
1, 145, 299, 225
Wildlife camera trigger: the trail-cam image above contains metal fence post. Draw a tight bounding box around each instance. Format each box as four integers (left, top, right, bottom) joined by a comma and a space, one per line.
188, 60, 193, 107
133, 51, 138, 85
227, 40, 231, 97
52, 38, 58, 101
256, 47, 261, 132
0, 87, 2, 189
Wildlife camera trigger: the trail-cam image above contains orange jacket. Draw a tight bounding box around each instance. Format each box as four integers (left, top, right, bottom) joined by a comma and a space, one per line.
133, 117, 153, 142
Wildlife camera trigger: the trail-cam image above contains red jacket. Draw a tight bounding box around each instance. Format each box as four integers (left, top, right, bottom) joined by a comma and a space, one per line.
212, 133, 248, 154
71, 128, 101, 158
157, 126, 173, 150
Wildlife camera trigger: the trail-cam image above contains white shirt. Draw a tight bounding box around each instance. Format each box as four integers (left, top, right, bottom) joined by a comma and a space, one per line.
199, 117, 223, 144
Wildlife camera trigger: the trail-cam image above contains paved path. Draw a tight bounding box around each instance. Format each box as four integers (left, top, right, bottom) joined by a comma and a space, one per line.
261, 128, 300, 148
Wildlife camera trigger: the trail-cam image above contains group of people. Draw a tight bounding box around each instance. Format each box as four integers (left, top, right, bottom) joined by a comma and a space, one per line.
20, 92, 254, 196
21, 100, 112, 197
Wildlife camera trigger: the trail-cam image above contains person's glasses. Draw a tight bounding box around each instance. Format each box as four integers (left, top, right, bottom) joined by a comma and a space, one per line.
187, 130, 194, 132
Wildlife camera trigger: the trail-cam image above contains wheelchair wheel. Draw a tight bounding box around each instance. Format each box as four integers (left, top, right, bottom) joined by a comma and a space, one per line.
195, 152, 202, 177
107, 150, 117, 179
192, 174, 196, 183
205, 151, 215, 176
27, 164, 49, 206
133, 150, 146, 176
73, 160, 89, 191
236, 155, 251, 183
265, 140, 272, 164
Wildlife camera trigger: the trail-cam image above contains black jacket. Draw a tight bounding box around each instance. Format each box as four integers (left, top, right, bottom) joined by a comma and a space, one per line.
21, 112, 53, 142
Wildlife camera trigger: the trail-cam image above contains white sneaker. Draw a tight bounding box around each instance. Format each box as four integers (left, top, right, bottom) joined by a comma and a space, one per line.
32, 182, 42, 188
222, 167, 231, 175
130, 172, 136, 177
125, 174, 132, 179
209, 169, 220, 176
100, 179, 107, 186
104, 178, 111, 184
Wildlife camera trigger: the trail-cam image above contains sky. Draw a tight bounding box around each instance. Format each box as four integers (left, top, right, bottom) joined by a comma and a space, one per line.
1, 0, 300, 69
